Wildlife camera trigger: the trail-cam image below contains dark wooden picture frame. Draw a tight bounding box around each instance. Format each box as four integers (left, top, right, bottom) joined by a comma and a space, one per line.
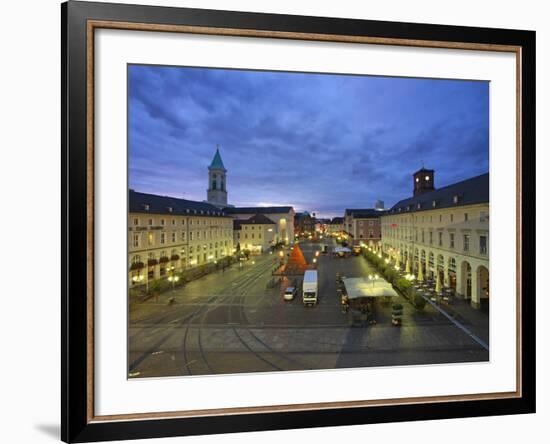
62, 1, 536, 442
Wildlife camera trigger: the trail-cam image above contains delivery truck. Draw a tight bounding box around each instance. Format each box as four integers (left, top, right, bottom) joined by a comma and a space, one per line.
302, 270, 318, 306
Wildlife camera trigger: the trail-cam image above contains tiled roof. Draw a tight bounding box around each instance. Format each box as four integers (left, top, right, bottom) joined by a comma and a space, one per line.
344, 208, 382, 218
225, 206, 293, 214
233, 213, 276, 230
129, 190, 229, 217
330, 217, 344, 224
388, 172, 489, 214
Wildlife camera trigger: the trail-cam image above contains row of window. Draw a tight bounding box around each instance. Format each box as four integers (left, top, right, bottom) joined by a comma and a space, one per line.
384, 233, 488, 255
132, 229, 232, 248
384, 210, 489, 226
357, 220, 376, 227
132, 216, 232, 228
132, 243, 229, 264
236, 232, 264, 240
383, 227, 488, 254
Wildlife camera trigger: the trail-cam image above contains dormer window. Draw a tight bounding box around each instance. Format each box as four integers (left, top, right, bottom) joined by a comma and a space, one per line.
142, 204, 150, 211
453, 195, 459, 204
432, 200, 437, 208
167, 207, 173, 213
417, 203, 421, 209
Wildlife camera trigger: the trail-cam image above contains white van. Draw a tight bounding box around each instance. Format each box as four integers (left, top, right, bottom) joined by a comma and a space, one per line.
302, 270, 318, 306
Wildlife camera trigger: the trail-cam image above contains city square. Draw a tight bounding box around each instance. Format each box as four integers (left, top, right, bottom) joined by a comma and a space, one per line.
129, 236, 489, 378
128, 65, 489, 378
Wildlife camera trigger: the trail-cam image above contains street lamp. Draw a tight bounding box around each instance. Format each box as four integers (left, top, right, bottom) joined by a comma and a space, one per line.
368, 274, 379, 288
167, 274, 180, 289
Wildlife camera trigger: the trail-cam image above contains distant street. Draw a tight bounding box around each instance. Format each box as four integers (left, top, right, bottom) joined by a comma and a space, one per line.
128, 239, 489, 378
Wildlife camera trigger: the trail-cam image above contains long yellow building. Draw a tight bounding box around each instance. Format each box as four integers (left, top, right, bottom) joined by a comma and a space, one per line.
128, 190, 234, 287
381, 168, 489, 309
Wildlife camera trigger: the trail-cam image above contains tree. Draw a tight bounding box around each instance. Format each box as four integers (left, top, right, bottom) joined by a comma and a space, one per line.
285, 244, 308, 274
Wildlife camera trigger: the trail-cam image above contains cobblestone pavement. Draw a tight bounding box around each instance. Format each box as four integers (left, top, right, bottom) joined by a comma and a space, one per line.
128, 239, 489, 378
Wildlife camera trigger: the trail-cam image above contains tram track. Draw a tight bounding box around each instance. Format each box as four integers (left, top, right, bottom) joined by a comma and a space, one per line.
129, 257, 274, 374
223, 271, 312, 373
179, 258, 274, 375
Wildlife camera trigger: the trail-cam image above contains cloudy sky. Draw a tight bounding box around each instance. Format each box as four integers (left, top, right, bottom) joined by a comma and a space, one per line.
128, 64, 489, 219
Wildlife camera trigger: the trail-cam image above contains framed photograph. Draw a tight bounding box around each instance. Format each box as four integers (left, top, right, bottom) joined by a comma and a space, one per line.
62, 1, 536, 442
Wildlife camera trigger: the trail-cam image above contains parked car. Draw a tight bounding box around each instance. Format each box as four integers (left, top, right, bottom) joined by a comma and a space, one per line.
283, 286, 297, 301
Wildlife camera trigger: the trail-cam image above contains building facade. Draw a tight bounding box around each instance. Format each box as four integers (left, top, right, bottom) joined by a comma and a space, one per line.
294, 212, 316, 237
233, 214, 277, 253
344, 209, 383, 247
128, 190, 233, 287
225, 206, 295, 245
327, 217, 344, 235
381, 170, 489, 309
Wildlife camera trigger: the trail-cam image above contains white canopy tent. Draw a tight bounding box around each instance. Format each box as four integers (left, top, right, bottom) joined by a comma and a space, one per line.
342, 277, 399, 299
333, 246, 352, 254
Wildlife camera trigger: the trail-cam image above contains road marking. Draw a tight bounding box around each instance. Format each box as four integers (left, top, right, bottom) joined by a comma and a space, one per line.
420, 295, 489, 351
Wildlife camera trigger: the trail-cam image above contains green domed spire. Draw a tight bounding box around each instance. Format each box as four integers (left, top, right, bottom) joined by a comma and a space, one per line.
209, 146, 226, 171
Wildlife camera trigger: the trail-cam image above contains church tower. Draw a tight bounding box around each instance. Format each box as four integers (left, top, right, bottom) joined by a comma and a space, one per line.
207, 146, 228, 207
413, 167, 435, 196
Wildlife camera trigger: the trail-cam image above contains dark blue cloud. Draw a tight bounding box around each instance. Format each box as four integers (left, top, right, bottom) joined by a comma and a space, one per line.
128, 65, 489, 218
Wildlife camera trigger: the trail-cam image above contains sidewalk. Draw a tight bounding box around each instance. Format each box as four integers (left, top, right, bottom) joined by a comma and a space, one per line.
437, 295, 490, 345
